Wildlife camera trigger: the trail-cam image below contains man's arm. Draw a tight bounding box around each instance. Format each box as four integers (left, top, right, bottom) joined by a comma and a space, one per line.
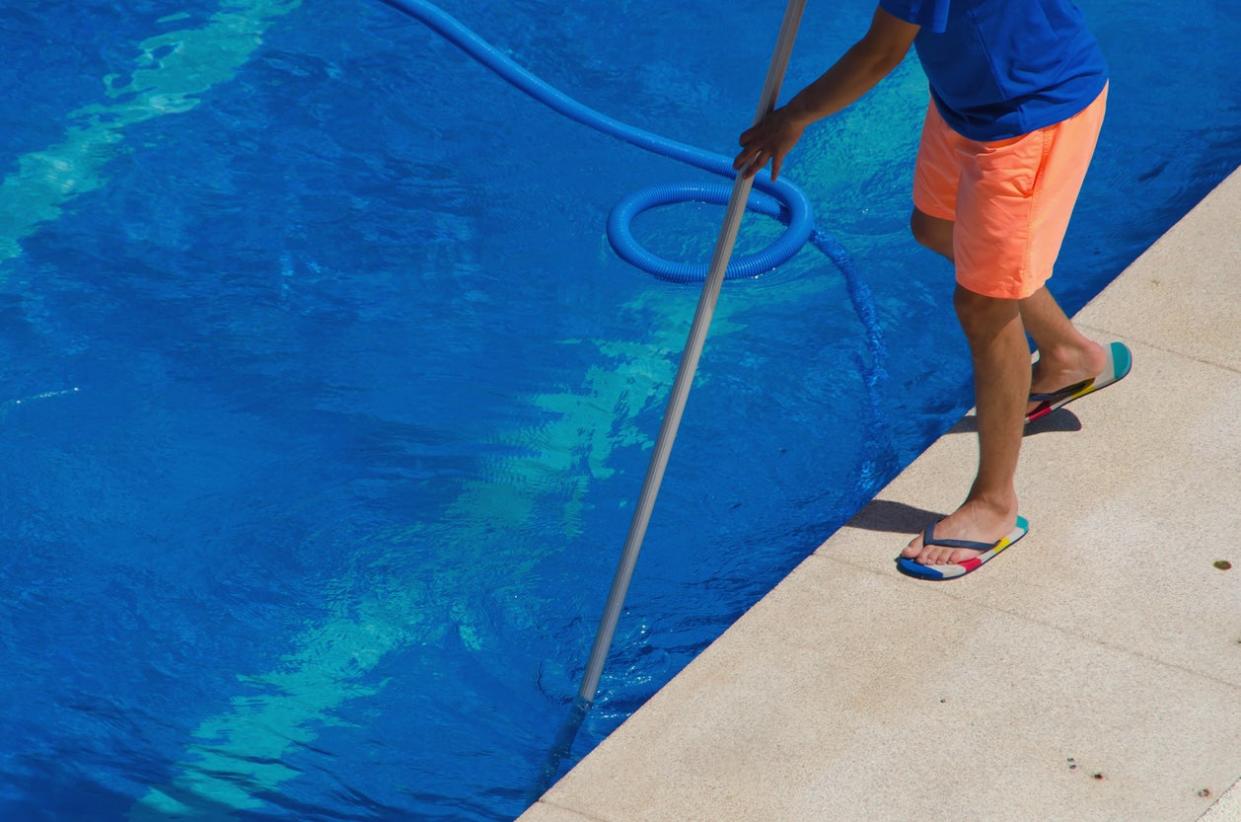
734, 6, 920, 180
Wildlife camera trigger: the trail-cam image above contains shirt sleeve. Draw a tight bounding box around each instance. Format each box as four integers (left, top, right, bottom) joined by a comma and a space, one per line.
877, 0, 951, 33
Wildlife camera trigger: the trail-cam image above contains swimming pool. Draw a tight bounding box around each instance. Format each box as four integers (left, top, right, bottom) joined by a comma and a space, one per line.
0, 0, 1237, 819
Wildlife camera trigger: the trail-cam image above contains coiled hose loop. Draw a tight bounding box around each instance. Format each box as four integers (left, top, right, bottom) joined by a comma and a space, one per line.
378, 0, 822, 283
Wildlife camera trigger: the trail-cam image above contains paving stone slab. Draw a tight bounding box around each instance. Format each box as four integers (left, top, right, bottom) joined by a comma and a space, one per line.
1199, 777, 1241, 820
820, 335, 1241, 688
1075, 166, 1241, 371
518, 801, 609, 822
537, 560, 1239, 822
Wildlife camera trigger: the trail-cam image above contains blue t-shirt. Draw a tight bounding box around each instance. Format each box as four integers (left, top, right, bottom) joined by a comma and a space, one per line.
878, 0, 1108, 140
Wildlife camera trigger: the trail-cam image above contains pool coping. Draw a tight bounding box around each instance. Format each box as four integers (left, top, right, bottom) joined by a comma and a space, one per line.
519, 164, 1241, 822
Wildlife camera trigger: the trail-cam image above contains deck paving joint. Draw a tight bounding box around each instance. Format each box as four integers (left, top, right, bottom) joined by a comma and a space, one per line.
1076, 323, 1241, 378
538, 798, 616, 822
807, 551, 1241, 693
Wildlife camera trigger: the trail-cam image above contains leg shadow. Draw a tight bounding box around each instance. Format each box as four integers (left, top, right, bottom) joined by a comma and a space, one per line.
845, 499, 946, 535
949, 408, 1082, 436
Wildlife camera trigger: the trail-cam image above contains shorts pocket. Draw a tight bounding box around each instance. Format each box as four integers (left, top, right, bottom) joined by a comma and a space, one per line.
971, 128, 1047, 199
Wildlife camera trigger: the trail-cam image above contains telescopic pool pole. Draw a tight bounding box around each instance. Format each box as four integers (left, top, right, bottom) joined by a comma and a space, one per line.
576, 0, 808, 708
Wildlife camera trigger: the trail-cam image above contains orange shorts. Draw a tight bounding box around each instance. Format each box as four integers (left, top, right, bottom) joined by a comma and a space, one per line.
913, 83, 1108, 299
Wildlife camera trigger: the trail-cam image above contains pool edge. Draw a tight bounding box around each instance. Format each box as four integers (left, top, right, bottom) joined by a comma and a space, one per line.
520, 164, 1241, 822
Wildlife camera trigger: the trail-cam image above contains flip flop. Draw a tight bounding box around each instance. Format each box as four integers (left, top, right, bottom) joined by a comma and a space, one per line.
1026, 340, 1133, 424
896, 515, 1030, 581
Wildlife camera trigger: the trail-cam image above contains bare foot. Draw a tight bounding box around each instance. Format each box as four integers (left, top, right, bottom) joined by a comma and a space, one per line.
1027, 340, 1108, 416
902, 496, 1019, 566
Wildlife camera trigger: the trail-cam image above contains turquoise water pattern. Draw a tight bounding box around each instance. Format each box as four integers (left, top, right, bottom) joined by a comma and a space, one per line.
0, 0, 1238, 819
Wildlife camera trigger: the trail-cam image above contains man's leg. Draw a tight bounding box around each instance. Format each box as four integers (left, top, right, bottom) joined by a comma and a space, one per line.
1020, 287, 1107, 402
901, 284, 1027, 564
910, 207, 954, 259
912, 208, 1107, 413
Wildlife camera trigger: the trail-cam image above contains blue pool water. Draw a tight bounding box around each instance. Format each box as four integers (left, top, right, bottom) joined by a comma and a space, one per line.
1, 1, 1238, 819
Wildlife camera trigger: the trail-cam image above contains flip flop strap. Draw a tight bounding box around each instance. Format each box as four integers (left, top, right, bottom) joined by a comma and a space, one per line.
922, 522, 996, 551
1028, 377, 1094, 404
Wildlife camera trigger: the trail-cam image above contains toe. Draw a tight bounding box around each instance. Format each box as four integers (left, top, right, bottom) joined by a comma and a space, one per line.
901, 536, 923, 558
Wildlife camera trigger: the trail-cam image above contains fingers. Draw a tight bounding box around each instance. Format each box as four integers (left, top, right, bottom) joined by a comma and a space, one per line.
738, 150, 769, 179
732, 145, 763, 173
739, 116, 771, 146
735, 126, 765, 163
733, 147, 778, 180
752, 150, 771, 176
734, 131, 790, 179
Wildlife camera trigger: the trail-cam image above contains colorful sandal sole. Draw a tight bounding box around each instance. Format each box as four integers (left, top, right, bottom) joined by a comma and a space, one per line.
1026, 340, 1132, 424
896, 515, 1030, 581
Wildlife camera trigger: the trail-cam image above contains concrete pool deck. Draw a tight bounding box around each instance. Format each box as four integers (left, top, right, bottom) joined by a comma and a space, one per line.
520, 165, 1241, 822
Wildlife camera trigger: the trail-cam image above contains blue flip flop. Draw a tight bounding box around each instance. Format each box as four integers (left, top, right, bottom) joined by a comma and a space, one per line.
896, 516, 1030, 580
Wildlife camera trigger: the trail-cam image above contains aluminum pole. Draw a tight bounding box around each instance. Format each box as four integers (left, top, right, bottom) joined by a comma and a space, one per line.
577, 0, 808, 705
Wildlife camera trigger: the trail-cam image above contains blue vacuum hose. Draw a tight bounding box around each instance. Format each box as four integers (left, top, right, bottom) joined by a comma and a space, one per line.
377, 0, 885, 379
